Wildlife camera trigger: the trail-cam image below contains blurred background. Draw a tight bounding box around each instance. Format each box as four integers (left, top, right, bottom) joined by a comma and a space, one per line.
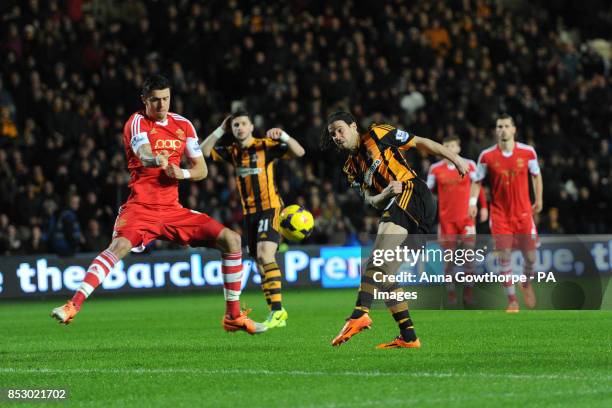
0, 0, 610, 256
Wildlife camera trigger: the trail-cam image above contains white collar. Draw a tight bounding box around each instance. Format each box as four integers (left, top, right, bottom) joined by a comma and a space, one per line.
155, 119, 168, 126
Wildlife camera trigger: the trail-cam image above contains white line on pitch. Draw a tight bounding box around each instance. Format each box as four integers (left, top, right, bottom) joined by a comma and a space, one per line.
0, 367, 609, 382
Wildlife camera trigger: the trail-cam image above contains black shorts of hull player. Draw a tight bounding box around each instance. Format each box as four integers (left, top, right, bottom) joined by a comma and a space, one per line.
201, 110, 305, 329
321, 110, 469, 349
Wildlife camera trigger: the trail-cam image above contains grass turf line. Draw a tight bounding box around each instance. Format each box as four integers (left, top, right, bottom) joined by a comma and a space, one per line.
0, 289, 611, 407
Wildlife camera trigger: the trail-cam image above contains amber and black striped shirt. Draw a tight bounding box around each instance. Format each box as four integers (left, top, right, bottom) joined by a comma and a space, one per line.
343, 124, 419, 211
212, 138, 288, 215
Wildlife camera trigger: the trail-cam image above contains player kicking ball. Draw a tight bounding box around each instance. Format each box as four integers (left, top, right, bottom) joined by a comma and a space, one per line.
322, 111, 468, 348
51, 75, 267, 334
469, 114, 543, 313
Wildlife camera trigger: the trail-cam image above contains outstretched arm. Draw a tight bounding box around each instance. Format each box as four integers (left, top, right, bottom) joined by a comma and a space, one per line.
412, 136, 468, 176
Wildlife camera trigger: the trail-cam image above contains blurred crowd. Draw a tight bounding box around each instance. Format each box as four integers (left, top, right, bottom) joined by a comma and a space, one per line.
0, 0, 610, 256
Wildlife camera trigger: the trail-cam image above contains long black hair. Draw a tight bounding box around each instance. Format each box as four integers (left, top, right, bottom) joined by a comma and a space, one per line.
319, 110, 357, 150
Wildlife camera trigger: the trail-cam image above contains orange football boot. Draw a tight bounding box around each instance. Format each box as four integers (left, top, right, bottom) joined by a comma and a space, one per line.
50, 301, 79, 325
331, 313, 373, 346
223, 309, 268, 334
505, 300, 520, 313
376, 336, 421, 349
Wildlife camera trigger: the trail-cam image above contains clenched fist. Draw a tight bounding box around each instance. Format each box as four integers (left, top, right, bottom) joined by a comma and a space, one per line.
266, 128, 284, 139
156, 151, 170, 170
383, 180, 404, 197
164, 163, 184, 179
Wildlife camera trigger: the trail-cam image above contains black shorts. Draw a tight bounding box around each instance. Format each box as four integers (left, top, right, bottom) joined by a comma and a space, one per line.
243, 208, 281, 257
380, 178, 436, 234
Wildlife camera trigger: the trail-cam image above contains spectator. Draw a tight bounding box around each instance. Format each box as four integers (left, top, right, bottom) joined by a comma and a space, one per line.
23, 225, 47, 254
0, 213, 10, 254
46, 194, 84, 256
5, 224, 22, 254
425, 19, 451, 56
541, 207, 565, 234
0, 106, 17, 141
83, 219, 109, 253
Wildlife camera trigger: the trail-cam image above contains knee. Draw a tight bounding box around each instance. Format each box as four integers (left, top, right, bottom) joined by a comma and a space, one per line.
108, 238, 132, 259
524, 251, 536, 266
256, 252, 273, 266
256, 254, 266, 265
498, 250, 511, 263
218, 229, 242, 253
366, 257, 389, 275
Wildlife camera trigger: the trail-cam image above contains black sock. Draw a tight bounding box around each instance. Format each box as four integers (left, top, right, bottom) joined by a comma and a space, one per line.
398, 318, 417, 341
400, 328, 417, 342
350, 307, 368, 319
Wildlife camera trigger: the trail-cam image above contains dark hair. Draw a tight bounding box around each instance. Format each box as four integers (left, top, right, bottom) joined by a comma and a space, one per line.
227, 110, 252, 132
442, 135, 460, 144
320, 110, 357, 150
495, 113, 515, 126
141, 74, 171, 97
230, 110, 251, 121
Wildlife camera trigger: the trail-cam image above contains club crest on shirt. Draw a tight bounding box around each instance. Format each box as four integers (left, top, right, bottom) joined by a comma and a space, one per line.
395, 130, 410, 143
176, 129, 186, 141
115, 218, 127, 228
516, 158, 524, 168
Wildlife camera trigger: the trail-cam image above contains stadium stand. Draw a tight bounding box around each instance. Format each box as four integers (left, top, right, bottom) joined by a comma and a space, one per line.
0, 0, 610, 255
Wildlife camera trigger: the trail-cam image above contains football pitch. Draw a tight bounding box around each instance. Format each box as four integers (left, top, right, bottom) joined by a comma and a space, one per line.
1, 289, 611, 407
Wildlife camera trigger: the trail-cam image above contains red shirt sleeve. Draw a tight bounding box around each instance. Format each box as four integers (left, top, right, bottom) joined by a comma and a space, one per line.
184, 119, 197, 139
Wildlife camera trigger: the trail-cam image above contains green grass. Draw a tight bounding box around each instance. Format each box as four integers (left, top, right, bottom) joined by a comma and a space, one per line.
1, 289, 611, 407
